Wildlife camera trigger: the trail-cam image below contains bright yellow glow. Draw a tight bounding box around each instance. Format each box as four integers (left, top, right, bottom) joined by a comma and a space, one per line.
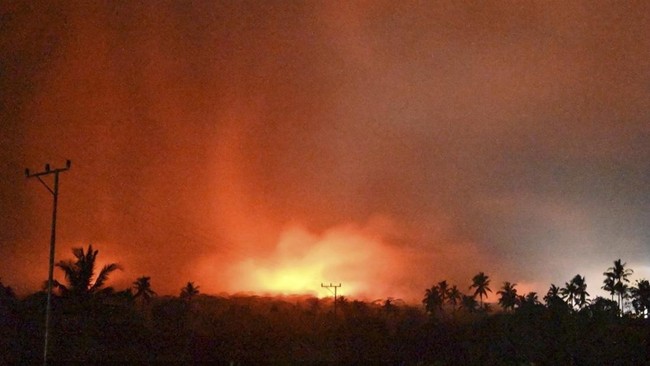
211, 223, 403, 299
257, 266, 324, 295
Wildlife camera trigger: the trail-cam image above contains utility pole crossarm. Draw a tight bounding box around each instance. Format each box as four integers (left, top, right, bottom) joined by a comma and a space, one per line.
25, 160, 71, 178
321, 282, 342, 317
25, 167, 71, 177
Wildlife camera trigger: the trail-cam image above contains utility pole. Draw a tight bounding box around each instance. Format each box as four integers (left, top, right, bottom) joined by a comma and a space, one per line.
25, 160, 71, 366
321, 282, 342, 316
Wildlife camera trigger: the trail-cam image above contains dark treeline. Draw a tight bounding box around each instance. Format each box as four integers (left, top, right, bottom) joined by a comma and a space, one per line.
1, 245, 649, 364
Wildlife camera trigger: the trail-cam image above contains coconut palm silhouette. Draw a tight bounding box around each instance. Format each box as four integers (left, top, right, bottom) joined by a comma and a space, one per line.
55, 244, 120, 298
470, 272, 492, 307
133, 276, 156, 304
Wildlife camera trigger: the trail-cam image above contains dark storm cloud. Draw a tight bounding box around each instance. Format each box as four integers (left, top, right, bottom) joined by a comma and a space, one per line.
1, 1, 648, 297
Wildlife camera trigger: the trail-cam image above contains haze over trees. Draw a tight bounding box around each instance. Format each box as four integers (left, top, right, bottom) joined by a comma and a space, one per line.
1, 247, 648, 364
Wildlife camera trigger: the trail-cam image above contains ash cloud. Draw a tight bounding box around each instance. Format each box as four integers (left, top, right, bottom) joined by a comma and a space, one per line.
1, 2, 648, 298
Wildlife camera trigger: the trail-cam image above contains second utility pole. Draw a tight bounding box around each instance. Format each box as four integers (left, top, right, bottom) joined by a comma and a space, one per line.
25, 160, 71, 366
321, 282, 342, 316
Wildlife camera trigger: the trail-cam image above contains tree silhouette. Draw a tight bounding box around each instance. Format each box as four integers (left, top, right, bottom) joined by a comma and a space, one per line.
460, 294, 478, 313
337, 295, 351, 315
603, 259, 633, 313
447, 285, 462, 311
573, 275, 590, 309
437, 280, 450, 304
544, 284, 567, 310
0, 279, 15, 301
544, 285, 558, 302
470, 272, 492, 307
630, 279, 650, 318
422, 285, 443, 315
180, 282, 200, 301
306, 297, 320, 315
562, 274, 589, 310
520, 292, 539, 306
497, 282, 518, 312
602, 275, 616, 301
55, 244, 121, 298
560, 280, 577, 309
337, 295, 349, 306
133, 276, 156, 304
381, 297, 398, 315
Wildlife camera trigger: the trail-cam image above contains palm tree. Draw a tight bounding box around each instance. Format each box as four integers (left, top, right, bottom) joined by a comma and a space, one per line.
447, 285, 462, 311
516, 292, 540, 313
602, 275, 616, 301
588, 297, 619, 318
604, 259, 634, 313
470, 272, 492, 307
575, 275, 590, 309
460, 294, 478, 313
180, 281, 200, 301
522, 292, 539, 305
560, 279, 578, 309
567, 274, 589, 309
133, 276, 156, 304
55, 244, 121, 298
423, 285, 443, 315
437, 280, 450, 304
614, 281, 630, 313
497, 282, 518, 312
630, 279, 650, 318
544, 284, 568, 311
544, 284, 560, 304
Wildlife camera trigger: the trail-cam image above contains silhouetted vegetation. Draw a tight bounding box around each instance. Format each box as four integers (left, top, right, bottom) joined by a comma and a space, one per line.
180, 281, 200, 301
133, 276, 156, 304
3, 249, 649, 364
54, 244, 121, 299
470, 271, 492, 308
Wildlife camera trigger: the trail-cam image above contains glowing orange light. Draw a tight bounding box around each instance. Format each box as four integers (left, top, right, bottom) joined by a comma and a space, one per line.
208, 223, 403, 299
252, 266, 325, 296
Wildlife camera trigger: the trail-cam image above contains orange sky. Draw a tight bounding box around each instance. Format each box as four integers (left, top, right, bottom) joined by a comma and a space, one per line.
1, 1, 649, 302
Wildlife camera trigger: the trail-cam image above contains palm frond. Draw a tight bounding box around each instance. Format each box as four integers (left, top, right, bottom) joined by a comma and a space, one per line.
71, 247, 85, 260
56, 260, 76, 275
90, 263, 122, 292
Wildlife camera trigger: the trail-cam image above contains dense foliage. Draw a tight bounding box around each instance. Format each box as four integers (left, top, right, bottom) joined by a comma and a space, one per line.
1, 249, 648, 364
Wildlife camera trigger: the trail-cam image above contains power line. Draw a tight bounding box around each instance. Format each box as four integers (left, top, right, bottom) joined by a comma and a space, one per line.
25, 160, 71, 366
